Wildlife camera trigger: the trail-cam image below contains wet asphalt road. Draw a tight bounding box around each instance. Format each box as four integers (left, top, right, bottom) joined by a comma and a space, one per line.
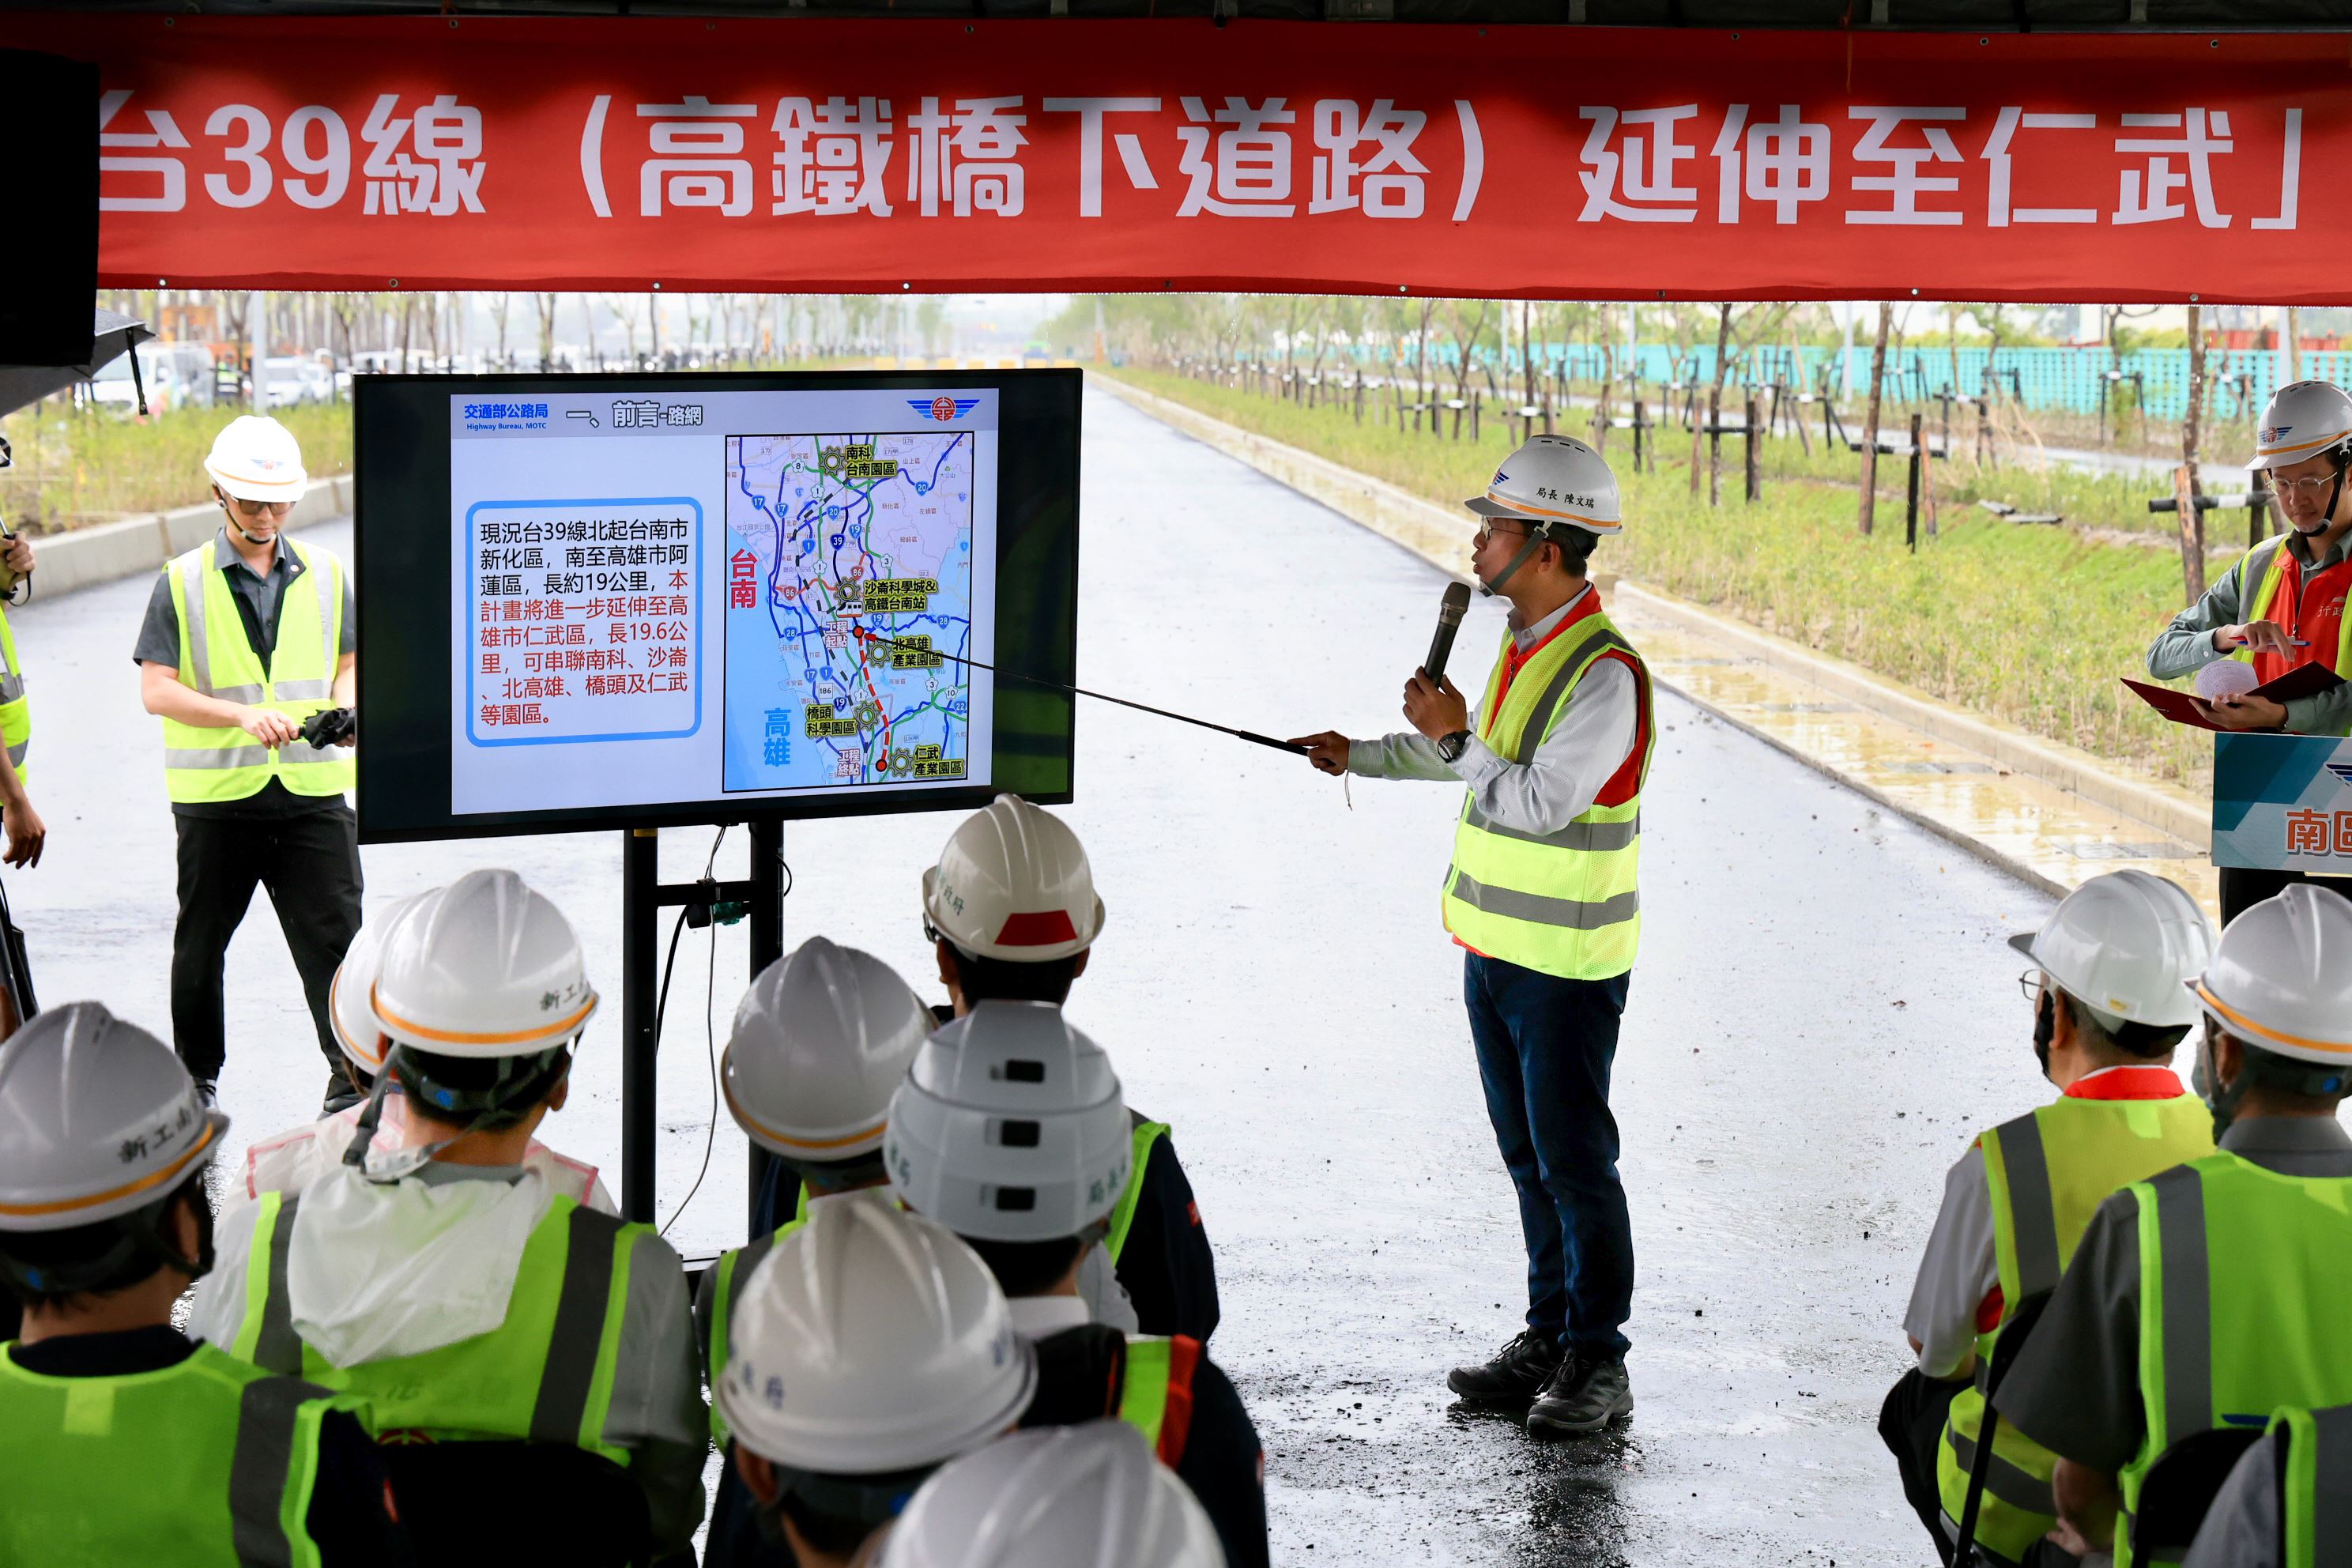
14, 388, 2065, 1565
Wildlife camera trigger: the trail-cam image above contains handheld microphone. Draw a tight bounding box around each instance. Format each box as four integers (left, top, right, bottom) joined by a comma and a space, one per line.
1423, 582, 1472, 684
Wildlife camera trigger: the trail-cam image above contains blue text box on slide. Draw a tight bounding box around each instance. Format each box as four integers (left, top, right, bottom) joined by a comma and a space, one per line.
2213, 730, 2352, 872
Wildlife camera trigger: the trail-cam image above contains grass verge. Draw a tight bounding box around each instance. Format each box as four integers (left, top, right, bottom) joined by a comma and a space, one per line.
1, 402, 353, 530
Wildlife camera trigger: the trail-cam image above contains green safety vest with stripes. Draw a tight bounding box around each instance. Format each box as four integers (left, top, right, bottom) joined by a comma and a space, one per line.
1105, 1119, 1170, 1265
161, 537, 352, 804
0, 1339, 352, 1567
0, 600, 30, 782
1116, 1334, 1197, 1461
1442, 612, 1653, 982
2264, 1404, 2352, 1568
2116, 1153, 2352, 1568
1934, 1091, 2213, 1562
225, 1189, 646, 1464
2232, 535, 2352, 737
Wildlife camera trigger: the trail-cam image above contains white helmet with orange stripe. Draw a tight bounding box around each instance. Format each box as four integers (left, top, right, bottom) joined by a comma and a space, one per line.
2189, 884, 2352, 1069
1466, 434, 1622, 597
923, 793, 1106, 963
369, 868, 597, 1123
2245, 379, 2352, 473
723, 935, 932, 1167
329, 888, 441, 1079
0, 1002, 228, 1295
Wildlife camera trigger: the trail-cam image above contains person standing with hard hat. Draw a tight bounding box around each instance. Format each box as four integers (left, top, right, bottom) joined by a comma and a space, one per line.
1293, 432, 1653, 1439
238, 887, 615, 1211
699, 933, 936, 1566
134, 414, 360, 1110
1880, 871, 2217, 1568
1992, 884, 2352, 1565
188, 868, 707, 1563
886, 1001, 1269, 1568
2149, 379, 2352, 922
907, 790, 1221, 1343
0, 1001, 406, 1566
710, 1198, 1037, 1568
882, 1420, 1227, 1568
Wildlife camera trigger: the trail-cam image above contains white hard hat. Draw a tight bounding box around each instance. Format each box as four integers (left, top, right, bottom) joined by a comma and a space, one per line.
883, 1420, 1226, 1568
204, 414, 307, 502
924, 794, 1106, 963
2246, 380, 2352, 472
885, 1001, 1131, 1243
722, 935, 932, 1161
372, 868, 597, 1058
0, 1001, 228, 1233
714, 1197, 1035, 1475
2007, 870, 2214, 1031
330, 889, 441, 1076
2188, 884, 2352, 1065
1464, 433, 1623, 536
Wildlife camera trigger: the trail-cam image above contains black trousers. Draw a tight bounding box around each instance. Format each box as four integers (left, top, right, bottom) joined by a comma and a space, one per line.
171, 804, 362, 1083
2219, 864, 2322, 928
1879, 1370, 2079, 1568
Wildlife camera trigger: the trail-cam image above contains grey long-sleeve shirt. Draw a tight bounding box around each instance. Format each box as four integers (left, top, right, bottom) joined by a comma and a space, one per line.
2146, 530, 2352, 735
1348, 587, 1641, 834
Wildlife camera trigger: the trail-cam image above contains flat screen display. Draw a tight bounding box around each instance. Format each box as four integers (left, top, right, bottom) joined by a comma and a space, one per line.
355, 369, 1080, 842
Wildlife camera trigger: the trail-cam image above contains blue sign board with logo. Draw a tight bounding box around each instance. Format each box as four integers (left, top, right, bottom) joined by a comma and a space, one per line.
2213, 732, 2352, 870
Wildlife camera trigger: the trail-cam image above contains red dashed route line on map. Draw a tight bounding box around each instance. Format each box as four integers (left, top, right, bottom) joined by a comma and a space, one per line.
852, 627, 891, 767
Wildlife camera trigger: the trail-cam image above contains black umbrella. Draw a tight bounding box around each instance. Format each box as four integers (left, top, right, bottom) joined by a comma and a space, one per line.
0, 307, 156, 420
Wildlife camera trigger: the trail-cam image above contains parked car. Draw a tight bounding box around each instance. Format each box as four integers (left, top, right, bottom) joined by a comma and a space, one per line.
258, 356, 331, 409
87, 342, 220, 416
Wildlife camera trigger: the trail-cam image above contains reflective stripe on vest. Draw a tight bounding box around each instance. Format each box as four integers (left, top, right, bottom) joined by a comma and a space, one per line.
229, 1189, 641, 1463
2274, 1404, 2352, 1568
706, 1184, 813, 1446
1442, 613, 1653, 982
2117, 1155, 2352, 1568
2236, 536, 2352, 735
0, 600, 29, 779
0, 1340, 341, 1568
161, 538, 351, 803
1116, 1334, 1201, 1466
1935, 1093, 2214, 1559
1105, 1120, 1170, 1265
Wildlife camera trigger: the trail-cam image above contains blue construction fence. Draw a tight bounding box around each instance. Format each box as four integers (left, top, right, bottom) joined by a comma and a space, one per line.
1368, 344, 2350, 421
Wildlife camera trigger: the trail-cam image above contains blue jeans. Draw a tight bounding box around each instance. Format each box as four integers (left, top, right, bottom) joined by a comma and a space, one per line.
1464, 951, 1634, 1361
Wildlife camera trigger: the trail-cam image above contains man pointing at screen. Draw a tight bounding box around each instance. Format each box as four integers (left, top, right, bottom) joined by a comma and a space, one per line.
134, 416, 361, 1114
1291, 435, 1655, 1440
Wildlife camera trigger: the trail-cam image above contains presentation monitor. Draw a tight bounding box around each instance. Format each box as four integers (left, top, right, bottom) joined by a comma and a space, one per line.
354, 368, 1080, 844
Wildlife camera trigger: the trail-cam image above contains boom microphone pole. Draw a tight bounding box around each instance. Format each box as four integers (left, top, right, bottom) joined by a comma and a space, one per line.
850, 628, 1306, 755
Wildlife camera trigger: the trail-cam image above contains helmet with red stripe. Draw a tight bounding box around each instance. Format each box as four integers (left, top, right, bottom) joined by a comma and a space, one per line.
922, 793, 1106, 963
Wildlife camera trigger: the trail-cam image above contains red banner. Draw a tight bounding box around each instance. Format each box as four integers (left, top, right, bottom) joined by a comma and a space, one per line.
17, 16, 2350, 302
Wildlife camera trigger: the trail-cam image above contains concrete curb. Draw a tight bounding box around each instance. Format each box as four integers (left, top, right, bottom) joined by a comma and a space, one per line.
1094, 371, 2207, 850
27, 475, 352, 601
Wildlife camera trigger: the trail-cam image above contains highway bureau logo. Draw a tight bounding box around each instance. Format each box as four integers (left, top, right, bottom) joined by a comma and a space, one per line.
911, 397, 982, 423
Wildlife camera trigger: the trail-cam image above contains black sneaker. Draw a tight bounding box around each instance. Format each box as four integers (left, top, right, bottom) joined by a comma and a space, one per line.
321, 1065, 363, 1116
194, 1078, 220, 1113
1526, 1354, 1634, 1438
1446, 1328, 1563, 1405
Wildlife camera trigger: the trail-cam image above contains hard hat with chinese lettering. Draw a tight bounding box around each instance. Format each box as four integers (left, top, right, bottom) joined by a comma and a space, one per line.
2006, 870, 2214, 1033
203, 414, 307, 503
922, 793, 1106, 963
714, 1197, 1035, 1491
2187, 884, 2352, 1066
0, 1002, 229, 1298
2245, 379, 2352, 473
885, 1000, 1131, 1244
882, 1420, 1227, 1568
722, 934, 932, 1163
330, 888, 442, 1077
1465, 434, 1623, 536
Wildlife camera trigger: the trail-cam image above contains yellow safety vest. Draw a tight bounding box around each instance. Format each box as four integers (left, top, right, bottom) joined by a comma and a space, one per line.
1936, 1090, 2213, 1561
160, 536, 352, 804
2232, 535, 2352, 737
1104, 1119, 1170, 1265
0, 599, 29, 783
1442, 607, 1653, 981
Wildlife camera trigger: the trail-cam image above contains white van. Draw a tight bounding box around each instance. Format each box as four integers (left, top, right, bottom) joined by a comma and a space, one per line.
89, 342, 220, 416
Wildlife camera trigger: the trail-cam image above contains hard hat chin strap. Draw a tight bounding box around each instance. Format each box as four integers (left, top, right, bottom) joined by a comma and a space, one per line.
1479, 524, 1551, 599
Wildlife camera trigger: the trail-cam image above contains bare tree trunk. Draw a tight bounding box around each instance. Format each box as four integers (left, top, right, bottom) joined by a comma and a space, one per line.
535, 293, 558, 371
397, 295, 415, 373
1692, 303, 1731, 499
2177, 303, 2210, 604
2286, 305, 2303, 383
1859, 302, 1893, 536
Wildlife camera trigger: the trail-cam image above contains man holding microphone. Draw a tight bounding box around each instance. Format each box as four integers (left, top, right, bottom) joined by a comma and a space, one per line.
1292, 433, 1653, 1438
2147, 379, 2352, 922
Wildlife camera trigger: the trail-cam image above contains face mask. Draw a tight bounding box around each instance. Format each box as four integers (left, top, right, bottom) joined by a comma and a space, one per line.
2033, 991, 2056, 1082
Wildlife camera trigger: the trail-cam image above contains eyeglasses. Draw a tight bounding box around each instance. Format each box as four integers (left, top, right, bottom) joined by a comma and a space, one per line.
2018, 967, 2047, 1007
224, 495, 293, 517
1475, 518, 1531, 547
2263, 471, 2339, 499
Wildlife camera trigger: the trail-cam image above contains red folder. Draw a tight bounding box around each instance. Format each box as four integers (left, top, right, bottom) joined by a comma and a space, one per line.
2122, 663, 2346, 731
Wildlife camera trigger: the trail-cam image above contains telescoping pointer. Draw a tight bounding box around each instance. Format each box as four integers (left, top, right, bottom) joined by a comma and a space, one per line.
850, 628, 1307, 755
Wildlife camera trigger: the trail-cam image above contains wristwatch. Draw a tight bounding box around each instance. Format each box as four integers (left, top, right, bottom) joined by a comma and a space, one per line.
1437, 729, 1472, 764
